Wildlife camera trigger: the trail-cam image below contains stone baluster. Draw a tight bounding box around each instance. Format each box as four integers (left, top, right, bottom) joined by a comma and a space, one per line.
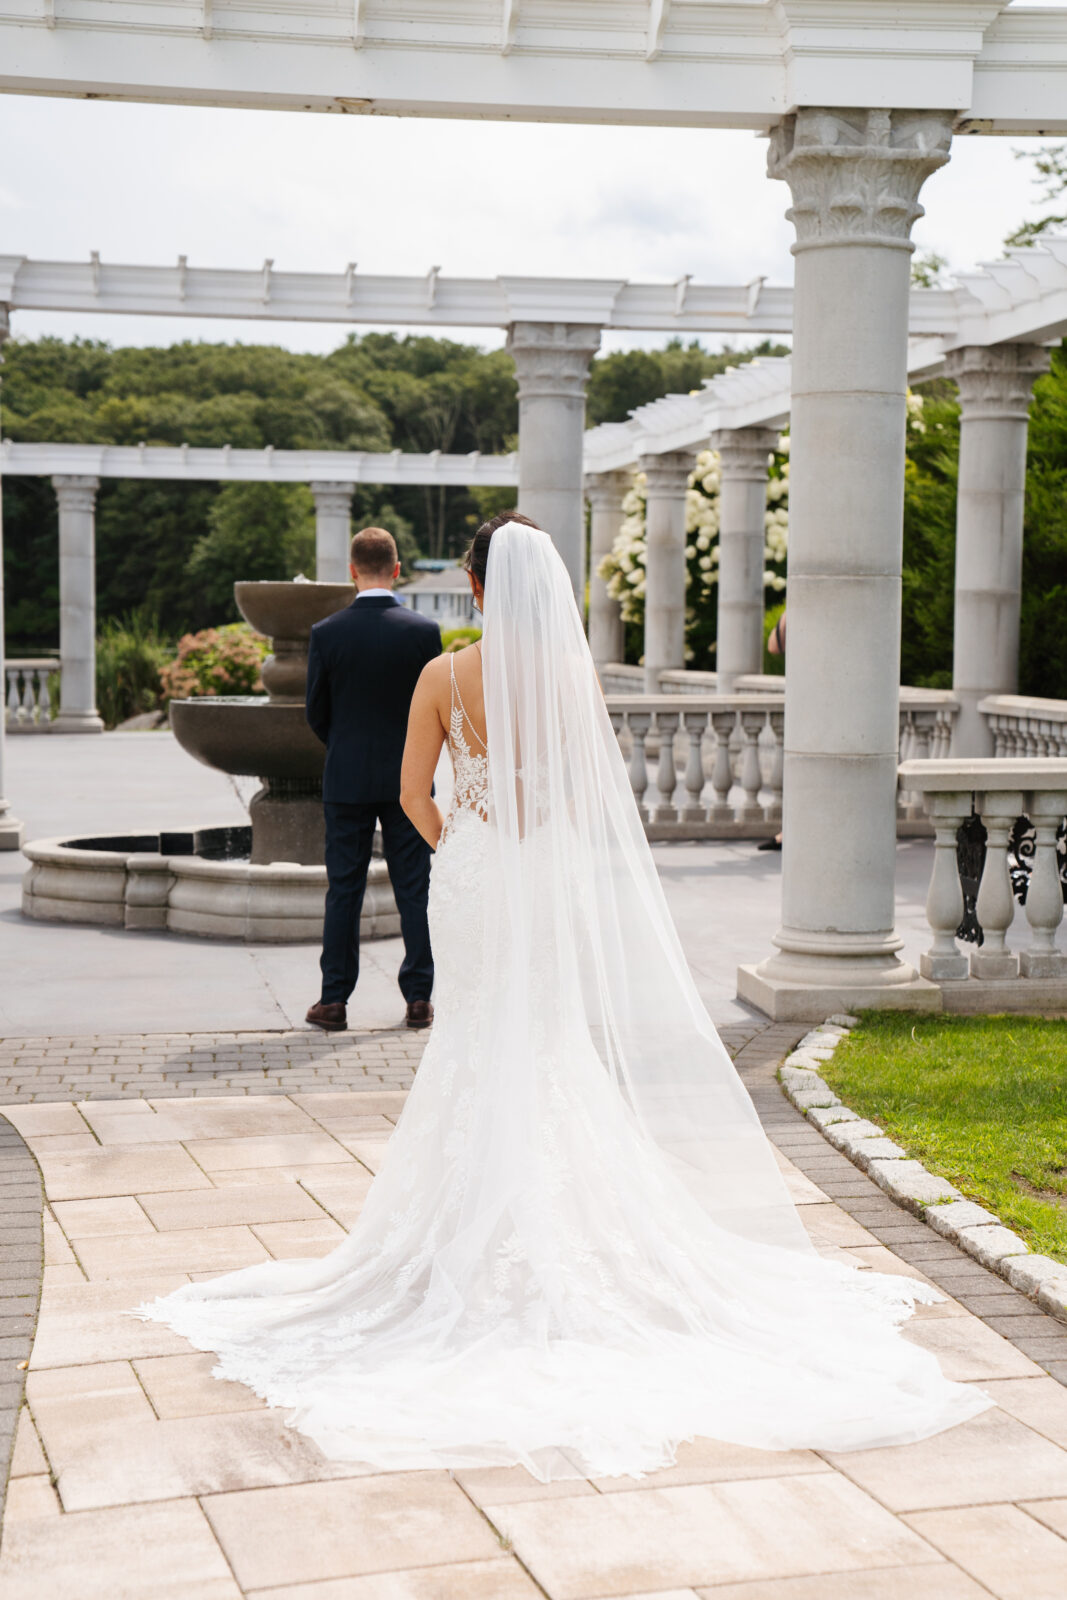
947, 344, 1051, 757
52, 475, 104, 733
738, 711, 765, 822
681, 709, 709, 821
709, 708, 737, 821
919, 792, 972, 981
744, 107, 953, 1016
6, 667, 20, 727
36, 669, 51, 723
627, 710, 652, 823
586, 471, 629, 670
709, 427, 778, 693
652, 708, 680, 822
765, 708, 785, 822
0, 304, 24, 845
20, 670, 35, 721
309, 482, 355, 584
1019, 789, 1067, 978
640, 450, 696, 695
906, 710, 937, 820
971, 790, 1024, 979
507, 322, 601, 598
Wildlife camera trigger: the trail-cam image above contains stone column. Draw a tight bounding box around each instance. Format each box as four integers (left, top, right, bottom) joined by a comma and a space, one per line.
585, 470, 629, 670
507, 322, 601, 598
309, 482, 355, 584
946, 344, 1051, 757
710, 427, 778, 692
739, 107, 954, 1019
0, 306, 23, 848
52, 476, 104, 734
640, 451, 695, 695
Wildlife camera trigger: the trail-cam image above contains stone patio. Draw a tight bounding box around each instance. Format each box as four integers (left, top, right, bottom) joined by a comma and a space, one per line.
2, 734, 1066, 1596
1, 1023, 1066, 1599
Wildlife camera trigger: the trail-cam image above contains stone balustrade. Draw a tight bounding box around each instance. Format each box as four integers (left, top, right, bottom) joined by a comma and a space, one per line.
606, 694, 783, 841
980, 694, 1067, 759
899, 757, 1067, 1011
5, 659, 59, 732
897, 690, 959, 822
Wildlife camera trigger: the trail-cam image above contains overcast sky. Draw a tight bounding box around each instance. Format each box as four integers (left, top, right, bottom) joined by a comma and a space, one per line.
1, 92, 1060, 358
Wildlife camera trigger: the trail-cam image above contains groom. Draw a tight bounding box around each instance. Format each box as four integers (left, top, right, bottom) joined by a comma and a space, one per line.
305, 526, 442, 1032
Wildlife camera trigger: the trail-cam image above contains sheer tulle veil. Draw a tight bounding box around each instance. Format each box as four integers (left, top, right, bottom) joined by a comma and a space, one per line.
479, 521, 808, 1250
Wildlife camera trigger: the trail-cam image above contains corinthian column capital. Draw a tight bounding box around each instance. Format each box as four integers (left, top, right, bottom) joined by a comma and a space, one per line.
638, 450, 695, 497
944, 344, 1052, 421
52, 475, 100, 512
709, 427, 779, 479
506, 322, 601, 401
309, 481, 356, 513
767, 107, 953, 253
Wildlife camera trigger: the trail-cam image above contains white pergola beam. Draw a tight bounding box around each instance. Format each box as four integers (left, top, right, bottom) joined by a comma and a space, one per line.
0, 442, 519, 486
0, 255, 969, 336
0, 3, 1065, 133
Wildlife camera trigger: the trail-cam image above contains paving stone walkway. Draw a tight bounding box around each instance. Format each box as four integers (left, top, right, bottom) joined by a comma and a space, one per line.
1, 1020, 1066, 1598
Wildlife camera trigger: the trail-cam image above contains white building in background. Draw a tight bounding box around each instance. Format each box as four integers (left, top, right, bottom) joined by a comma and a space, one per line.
398, 568, 480, 627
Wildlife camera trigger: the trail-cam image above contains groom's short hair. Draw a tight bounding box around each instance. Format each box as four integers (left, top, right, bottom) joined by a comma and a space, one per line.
350, 526, 398, 577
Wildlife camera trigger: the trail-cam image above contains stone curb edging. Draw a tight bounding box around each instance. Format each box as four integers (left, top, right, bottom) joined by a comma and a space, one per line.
777, 1016, 1067, 1327
0, 1114, 45, 1526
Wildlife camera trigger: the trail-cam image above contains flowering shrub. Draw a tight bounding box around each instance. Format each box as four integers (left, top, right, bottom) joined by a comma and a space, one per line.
159, 623, 269, 701
598, 442, 789, 669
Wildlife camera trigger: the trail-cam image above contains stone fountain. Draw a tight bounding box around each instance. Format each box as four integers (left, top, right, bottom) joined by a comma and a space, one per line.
21, 581, 401, 942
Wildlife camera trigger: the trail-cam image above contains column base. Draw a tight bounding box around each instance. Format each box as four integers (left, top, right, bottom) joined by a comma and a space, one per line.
52, 712, 105, 734
0, 813, 25, 852
737, 961, 942, 1021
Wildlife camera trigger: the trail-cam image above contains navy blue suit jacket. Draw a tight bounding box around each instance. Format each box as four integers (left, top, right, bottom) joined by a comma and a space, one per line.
305, 595, 442, 804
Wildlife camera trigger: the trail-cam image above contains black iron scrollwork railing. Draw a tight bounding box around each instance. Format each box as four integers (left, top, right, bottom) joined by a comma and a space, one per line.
956, 812, 1067, 945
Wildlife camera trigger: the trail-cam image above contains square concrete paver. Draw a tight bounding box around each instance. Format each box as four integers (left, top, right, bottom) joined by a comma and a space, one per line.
0, 1497, 243, 1600
483, 1474, 943, 1597
242, 1558, 545, 1599
825, 1407, 1067, 1511
201, 1473, 504, 1590
905, 1504, 1067, 1599
693, 1569, 990, 1599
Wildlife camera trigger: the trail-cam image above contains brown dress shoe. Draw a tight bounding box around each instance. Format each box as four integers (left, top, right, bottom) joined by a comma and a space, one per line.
405, 1000, 434, 1030
306, 1000, 347, 1032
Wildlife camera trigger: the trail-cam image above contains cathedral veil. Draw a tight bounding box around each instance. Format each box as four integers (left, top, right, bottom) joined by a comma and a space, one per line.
478, 521, 809, 1252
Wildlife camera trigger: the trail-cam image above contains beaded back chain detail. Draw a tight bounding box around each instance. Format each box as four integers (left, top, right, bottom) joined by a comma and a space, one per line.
444, 650, 489, 834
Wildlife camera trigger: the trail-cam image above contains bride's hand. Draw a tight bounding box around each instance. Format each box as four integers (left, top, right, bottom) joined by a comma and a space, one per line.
400, 660, 449, 849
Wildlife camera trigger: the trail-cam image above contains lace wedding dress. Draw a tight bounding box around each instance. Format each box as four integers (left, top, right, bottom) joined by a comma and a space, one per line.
139, 523, 989, 1480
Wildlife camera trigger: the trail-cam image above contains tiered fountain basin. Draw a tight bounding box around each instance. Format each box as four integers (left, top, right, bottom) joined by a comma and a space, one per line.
21, 580, 401, 944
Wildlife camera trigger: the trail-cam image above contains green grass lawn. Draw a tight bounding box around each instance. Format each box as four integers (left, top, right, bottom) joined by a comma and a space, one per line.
819, 1013, 1067, 1265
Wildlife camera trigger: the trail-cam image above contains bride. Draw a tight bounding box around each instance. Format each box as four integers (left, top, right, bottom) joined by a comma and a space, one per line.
139, 514, 989, 1480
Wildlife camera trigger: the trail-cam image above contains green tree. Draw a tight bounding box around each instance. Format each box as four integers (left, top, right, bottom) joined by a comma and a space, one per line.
185, 483, 317, 618
1004, 144, 1067, 249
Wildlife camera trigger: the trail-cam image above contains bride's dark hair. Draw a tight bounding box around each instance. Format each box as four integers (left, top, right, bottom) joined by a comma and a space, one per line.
464, 510, 541, 587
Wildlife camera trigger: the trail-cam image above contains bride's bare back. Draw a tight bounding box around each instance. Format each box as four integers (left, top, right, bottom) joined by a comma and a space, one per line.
402, 641, 486, 849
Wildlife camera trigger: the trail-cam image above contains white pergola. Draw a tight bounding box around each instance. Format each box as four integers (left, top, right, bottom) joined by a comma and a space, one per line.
3, 0, 1067, 1019
0, 441, 518, 732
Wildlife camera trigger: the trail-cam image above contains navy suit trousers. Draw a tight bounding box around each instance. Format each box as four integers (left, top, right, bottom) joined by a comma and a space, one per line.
320, 801, 434, 1007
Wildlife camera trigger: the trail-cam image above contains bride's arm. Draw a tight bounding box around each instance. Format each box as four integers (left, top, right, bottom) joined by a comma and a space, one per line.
401, 661, 448, 849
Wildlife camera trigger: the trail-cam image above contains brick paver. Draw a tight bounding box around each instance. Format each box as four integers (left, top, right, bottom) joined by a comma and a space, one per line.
0, 1119, 43, 1533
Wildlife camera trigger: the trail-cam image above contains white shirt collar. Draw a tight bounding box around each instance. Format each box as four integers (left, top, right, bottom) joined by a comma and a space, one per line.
354, 588, 395, 600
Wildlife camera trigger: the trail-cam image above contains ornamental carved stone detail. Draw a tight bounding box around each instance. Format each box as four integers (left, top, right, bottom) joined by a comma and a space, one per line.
944, 344, 1052, 421
506, 321, 601, 401
710, 427, 779, 480
584, 469, 630, 510
51, 475, 100, 512
767, 107, 953, 252
309, 482, 356, 513
638, 451, 696, 496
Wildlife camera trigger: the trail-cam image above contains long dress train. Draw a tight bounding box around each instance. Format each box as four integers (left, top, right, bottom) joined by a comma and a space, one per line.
137, 523, 990, 1481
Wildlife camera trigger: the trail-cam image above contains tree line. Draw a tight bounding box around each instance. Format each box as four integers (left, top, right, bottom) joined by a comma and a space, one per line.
0, 331, 782, 649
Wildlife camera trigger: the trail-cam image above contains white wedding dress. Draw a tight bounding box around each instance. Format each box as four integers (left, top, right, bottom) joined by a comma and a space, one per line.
139, 523, 989, 1480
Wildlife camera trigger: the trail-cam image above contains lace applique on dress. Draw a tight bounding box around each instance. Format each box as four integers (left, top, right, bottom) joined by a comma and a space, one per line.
441, 651, 489, 842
